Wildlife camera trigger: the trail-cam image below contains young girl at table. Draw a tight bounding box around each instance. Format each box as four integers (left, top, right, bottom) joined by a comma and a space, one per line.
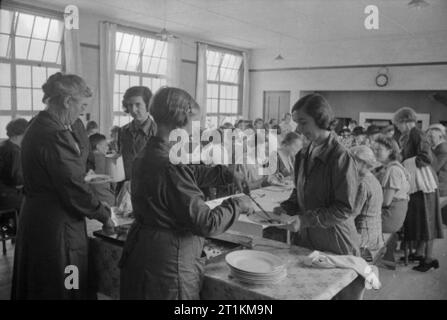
350, 145, 384, 262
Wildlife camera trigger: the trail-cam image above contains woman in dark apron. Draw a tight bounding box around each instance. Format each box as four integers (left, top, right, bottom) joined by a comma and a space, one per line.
11, 72, 115, 299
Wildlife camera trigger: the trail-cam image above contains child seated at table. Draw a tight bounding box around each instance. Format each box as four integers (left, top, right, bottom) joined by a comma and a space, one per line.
350, 145, 384, 262
88, 133, 115, 206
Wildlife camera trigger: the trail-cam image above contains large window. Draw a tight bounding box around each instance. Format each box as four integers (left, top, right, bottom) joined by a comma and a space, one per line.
205, 48, 243, 130
113, 30, 167, 127
0, 8, 63, 138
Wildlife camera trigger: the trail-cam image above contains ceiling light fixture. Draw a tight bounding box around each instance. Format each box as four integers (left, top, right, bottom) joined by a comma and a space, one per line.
274, 33, 284, 61
408, 0, 430, 9
274, 54, 284, 61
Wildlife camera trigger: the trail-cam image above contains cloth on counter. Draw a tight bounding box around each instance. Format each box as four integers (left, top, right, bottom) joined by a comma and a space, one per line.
116, 180, 132, 216
403, 157, 437, 194
303, 250, 381, 290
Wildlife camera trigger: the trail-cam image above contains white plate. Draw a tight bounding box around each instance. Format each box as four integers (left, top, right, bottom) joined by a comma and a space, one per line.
225, 250, 285, 274
230, 268, 287, 285
85, 174, 113, 184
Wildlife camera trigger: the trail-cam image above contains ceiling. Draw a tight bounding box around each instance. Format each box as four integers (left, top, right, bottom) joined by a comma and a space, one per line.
8, 0, 447, 50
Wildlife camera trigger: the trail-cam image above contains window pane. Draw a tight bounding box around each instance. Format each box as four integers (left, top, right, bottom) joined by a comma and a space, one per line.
16, 13, 35, 37
129, 76, 139, 87
232, 100, 238, 113
142, 56, 150, 73
0, 9, 14, 34
207, 84, 218, 98
149, 58, 160, 74
0, 87, 11, 110
15, 37, 31, 59
208, 66, 218, 81
32, 66, 46, 88
143, 38, 155, 56
115, 32, 123, 50
28, 39, 45, 61
0, 34, 10, 58
127, 53, 139, 71
42, 41, 59, 62
16, 65, 31, 88
142, 77, 152, 88
33, 88, 44, 110
0, 63, 10, 86
119, 75, 129, 92
232, 86, 238, 100
116, 52, 127, 70
130, 35, 141, 54
120, 33, 133, 52
160, 78, 166, 87
17, 88, 32, 110
0, 116, 12, 138
47, 19, 63, 41
32, 16, 50, 39
113, 93, 120, 112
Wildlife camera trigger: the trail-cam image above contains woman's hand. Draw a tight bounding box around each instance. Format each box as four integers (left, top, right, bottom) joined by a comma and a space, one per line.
233, 195, 254, 215
102, 217, 116, 235
278, 215, 301, 232
233, 170, 250, 195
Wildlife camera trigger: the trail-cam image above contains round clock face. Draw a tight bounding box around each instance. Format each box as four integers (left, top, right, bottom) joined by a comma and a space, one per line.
376, 74, 388, 87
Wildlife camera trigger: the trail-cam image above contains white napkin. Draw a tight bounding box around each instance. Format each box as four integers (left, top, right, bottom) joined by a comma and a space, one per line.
303, 250, 381, 290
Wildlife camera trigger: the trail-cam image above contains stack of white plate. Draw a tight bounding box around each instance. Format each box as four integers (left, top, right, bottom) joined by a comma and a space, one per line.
225, 250, 287, 285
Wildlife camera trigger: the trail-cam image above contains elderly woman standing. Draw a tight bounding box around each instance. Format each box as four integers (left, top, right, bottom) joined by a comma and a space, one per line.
394, 107, 443, 272
11, 73, 115, 299
119, 87, 253, 300
274, 94, 362, 299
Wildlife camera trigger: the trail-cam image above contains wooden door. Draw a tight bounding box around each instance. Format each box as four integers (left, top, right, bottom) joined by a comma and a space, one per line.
263, 91, 291, 122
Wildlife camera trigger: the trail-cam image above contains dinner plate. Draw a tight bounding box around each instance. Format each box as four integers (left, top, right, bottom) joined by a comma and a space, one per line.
230, 268, 287, 285
225, 250, 285, 274
85, 174, 113, 184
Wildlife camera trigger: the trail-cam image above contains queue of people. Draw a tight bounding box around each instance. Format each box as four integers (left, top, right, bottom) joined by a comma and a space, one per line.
0, 71, 446, 300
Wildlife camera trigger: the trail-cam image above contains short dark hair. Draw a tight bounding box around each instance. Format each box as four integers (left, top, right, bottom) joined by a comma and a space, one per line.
150, 87, 199, 128
6, 118, 28, 138
352, 126, 366, 136
122, 86, 153, 113
89, 133, 107, 151
376, 136, 401, 162
366, 125, 381, 136
86, 120, 98, 131
291, 93, 334, 130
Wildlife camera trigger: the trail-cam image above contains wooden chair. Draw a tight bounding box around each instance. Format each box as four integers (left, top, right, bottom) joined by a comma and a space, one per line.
0, 208, 18, 255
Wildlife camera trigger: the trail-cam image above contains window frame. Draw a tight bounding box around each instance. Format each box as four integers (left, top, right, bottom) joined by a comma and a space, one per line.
0, 5, 64, 129
205, 45, 244, 129
113, 26, 167, 127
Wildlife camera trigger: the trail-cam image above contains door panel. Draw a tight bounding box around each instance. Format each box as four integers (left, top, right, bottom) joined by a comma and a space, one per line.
263, 91, 291, 122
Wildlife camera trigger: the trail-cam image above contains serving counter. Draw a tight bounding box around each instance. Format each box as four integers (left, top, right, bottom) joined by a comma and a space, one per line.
88, 186, 358, 300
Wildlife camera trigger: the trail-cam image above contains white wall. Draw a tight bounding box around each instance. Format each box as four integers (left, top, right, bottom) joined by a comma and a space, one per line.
249, 33, 447, 119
